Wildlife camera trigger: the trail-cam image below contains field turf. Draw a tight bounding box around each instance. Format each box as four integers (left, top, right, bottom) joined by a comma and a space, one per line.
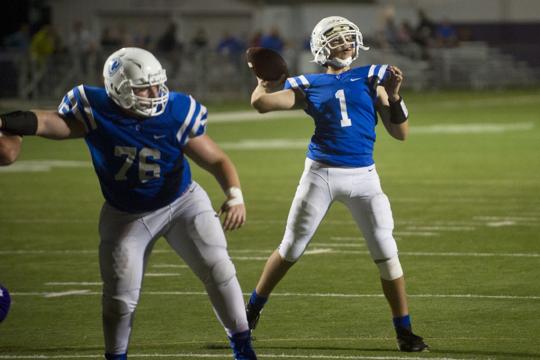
0, 89, 539, 359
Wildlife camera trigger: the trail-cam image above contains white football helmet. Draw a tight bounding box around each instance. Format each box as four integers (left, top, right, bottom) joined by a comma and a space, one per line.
103, 47, 169, 117
310, 16, 369, 68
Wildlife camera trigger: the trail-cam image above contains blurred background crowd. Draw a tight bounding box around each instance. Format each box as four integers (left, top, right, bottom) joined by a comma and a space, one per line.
1, 0, 539, 102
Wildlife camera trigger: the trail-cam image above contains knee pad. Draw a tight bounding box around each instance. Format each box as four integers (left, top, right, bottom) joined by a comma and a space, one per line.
375, 256, 403, 280
207, 258, 237, 286
190, 211, 227, 248
102, 290, 139, 315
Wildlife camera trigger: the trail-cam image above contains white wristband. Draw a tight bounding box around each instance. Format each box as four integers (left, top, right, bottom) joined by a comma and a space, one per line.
226, 187, 244, 206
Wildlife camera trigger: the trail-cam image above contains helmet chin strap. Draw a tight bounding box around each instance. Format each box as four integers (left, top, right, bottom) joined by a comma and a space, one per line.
326, 56, 353, 69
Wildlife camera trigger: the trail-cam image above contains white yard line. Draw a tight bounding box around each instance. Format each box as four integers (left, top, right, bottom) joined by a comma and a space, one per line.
43, 290, 91, 298
152, 264, 189, 268
314, 243, 365, 248
45, 282, 101, 286
313, 250, 540, 258
232, 256, 275, 260
145, 273, 181, 277
0, 160, 91, 173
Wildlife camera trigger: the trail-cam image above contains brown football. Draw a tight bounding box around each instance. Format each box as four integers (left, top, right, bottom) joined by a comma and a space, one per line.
246, 47, 289, 81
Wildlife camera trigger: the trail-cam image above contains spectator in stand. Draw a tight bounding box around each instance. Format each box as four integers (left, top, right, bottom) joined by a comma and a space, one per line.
156, 22, 183, 77
395, 20, 422, 60
30, 24, 60, 65
383, 17, 399, 49
260, 27, 284, 53
100, 27, 122, 50
68, 20, 97, 77
397, 20, 413, 44
217, 31, 245, 70
435, 18, 459, 47
132, 27, 152, 49
248, 30, 263, 48
3, 23, 31, 52
190, 28, 209, 52
190, 28, 210, 82
413, 9, 436, 59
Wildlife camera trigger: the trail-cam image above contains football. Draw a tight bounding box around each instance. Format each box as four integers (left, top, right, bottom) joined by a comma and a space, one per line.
0, 284, 11, 322
246, 47, 289, 81
0, 131, 22, 166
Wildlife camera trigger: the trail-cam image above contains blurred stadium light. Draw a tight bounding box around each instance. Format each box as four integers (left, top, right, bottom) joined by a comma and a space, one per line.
0, 0, 539, 102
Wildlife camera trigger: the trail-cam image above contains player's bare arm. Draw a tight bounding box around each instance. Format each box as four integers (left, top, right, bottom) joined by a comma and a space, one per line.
0, 110, 86, 140
184, 134, 246, 231
251, 76, 306, 113
376, 65, 409, 141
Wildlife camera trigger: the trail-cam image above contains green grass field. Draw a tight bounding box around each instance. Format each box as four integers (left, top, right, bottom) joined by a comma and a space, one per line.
1, 89, 539, 359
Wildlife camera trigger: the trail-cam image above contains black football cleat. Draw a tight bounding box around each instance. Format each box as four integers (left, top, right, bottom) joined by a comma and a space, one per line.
246, 302, 262, 330
396, 327, 429, 352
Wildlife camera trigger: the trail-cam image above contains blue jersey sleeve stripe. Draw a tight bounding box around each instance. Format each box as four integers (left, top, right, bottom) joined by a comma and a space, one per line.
367, 65, 376, 78
180, 101, 201, 145
192, 111, 208, 139
59, 89, 89, 132
190, 105, 207, 138
176, 95, 196, 142
376, 65, 388, 83
288, 77, 300, 89
57, 95, 71, 115
72, 87, 93, 132
298, 75, 310, 88
67, 90, 89, 132
286, 77, 306, 95
77, 85, 97, 130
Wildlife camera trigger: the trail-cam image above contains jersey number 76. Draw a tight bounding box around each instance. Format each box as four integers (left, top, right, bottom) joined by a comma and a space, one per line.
114, 146, 161, 183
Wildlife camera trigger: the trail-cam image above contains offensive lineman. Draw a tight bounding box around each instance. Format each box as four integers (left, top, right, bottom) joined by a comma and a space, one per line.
245, 16, 428, 352
0, 47, 257, 360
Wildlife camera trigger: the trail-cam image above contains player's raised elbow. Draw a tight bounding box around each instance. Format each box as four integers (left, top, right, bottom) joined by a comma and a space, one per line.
251, 98, 271, 113
392, 131, 408, 141
390, 122, 409, 141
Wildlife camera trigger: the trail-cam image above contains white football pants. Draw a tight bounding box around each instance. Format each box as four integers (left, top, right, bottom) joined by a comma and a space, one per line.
279, 158, 398, 262
98, 182, 248, 355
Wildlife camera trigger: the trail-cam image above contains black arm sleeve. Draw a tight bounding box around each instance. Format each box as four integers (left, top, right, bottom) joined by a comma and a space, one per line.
0, 111, 38, 136
389, 97, 409, 124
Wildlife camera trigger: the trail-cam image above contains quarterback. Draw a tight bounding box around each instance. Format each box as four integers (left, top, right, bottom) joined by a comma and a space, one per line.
246, 16, 428, 352
0, 48, 257, 360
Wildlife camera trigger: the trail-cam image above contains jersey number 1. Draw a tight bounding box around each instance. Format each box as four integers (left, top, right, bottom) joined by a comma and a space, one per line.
114, 146, 161, 183
335, 89, 352, 127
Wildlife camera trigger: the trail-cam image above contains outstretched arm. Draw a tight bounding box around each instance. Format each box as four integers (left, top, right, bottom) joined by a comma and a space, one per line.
376, 66, 409, 141
184, 134, 246, 231
251, 76, 306, 113
0, 110, 86, 139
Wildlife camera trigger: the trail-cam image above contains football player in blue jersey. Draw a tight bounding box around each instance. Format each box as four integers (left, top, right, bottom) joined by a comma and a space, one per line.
0, 47, 257, 360
245, 16, 428, 352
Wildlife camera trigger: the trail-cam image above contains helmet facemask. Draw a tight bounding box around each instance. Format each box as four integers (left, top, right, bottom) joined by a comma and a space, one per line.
129, 71, 169, 117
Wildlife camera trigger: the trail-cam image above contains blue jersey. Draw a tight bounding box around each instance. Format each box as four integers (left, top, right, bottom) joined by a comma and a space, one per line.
58, 85, 207, 213
285, 64, 389, 167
